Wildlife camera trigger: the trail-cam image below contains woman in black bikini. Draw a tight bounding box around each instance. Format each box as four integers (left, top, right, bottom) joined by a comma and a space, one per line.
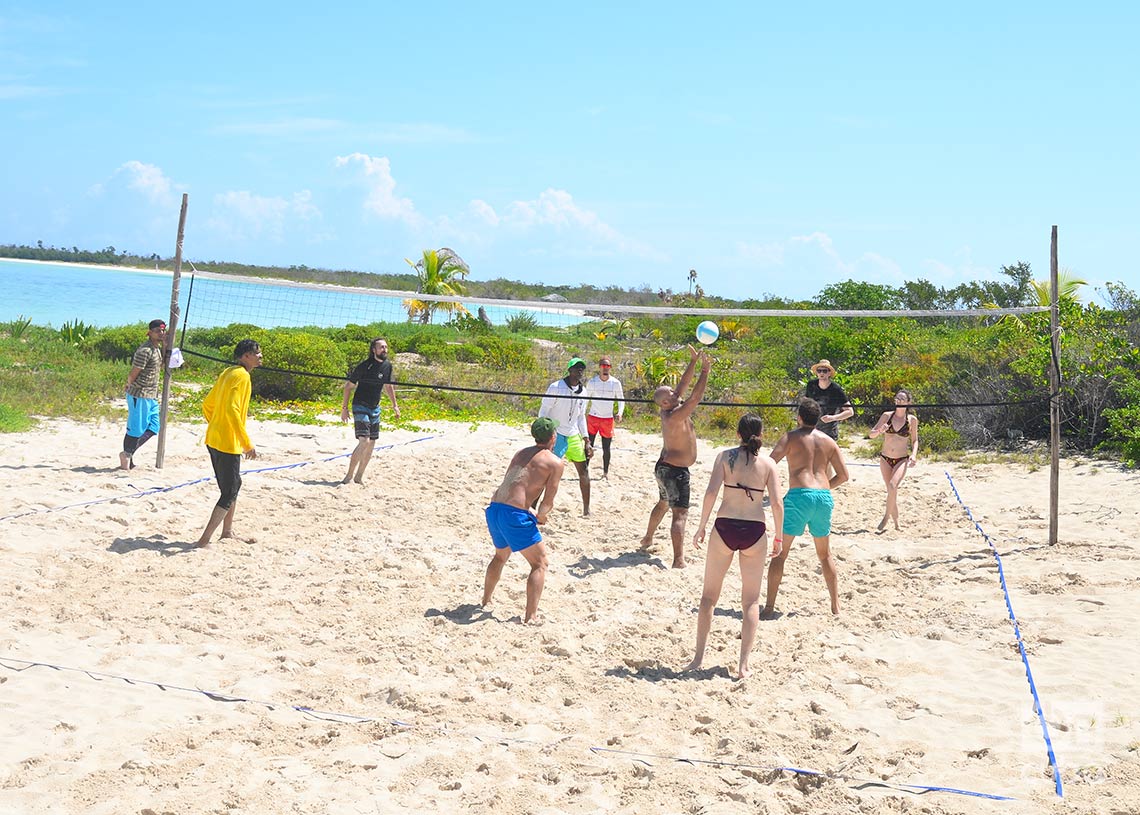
869, 389, 920, 532
685, 413, 783, 679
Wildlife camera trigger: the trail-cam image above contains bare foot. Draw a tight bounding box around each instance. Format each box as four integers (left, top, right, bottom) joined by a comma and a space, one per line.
876, 518, 887, 533
353, 476, 364, 485
523, 614, 545, 626
194, 538, 211, 548
683, 657, 703, 673
118, 452, 131, 471
340, 476, 352, 485
737, 664, 752, 680
638, 535, 654, 550
583, 509, 590, 518
761, 605, 775, 619
671, 558, 686, 569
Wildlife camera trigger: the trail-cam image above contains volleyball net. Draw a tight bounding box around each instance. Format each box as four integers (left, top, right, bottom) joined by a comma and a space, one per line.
173, 268, 1055, 445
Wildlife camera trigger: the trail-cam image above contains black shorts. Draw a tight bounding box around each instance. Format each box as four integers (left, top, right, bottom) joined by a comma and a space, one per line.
654, 460, 690, 509
208, 446, 242, 509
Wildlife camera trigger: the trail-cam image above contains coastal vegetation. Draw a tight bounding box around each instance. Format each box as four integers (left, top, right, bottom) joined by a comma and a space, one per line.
3, 242, 1139, 465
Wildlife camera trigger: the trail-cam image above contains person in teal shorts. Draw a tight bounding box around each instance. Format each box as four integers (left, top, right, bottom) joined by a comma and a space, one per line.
764, 398, 850, 616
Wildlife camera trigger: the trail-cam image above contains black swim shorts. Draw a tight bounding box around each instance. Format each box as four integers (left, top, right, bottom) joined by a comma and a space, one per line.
654, 460, 690, 509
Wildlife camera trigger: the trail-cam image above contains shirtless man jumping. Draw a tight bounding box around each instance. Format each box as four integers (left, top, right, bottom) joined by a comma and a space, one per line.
482, 417, 565, 623
764, 398, 850, 615
639, 345, 711, 569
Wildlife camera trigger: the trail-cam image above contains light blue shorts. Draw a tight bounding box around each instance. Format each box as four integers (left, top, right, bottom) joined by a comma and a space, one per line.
126, 394, 160, 437
782, 488, 834, 538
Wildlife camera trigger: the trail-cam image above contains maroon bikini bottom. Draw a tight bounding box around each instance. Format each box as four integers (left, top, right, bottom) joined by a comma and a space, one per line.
713, 518, 766, 552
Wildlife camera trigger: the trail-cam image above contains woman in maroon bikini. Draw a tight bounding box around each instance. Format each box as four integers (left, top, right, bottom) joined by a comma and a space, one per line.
686, 413, 783, 679
869, 389, 920, 532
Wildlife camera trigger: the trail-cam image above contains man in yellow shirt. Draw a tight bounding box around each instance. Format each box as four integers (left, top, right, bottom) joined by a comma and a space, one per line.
196, 339, 262, 547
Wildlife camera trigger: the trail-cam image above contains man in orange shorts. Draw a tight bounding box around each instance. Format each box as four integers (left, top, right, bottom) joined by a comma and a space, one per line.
585, 356, 625, 478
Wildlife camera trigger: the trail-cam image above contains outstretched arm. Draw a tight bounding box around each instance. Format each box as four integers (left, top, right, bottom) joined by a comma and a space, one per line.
868, 411, 890, 438
693, 452, 726, 550
674, 345, 699, 399
673, 352, 711, 421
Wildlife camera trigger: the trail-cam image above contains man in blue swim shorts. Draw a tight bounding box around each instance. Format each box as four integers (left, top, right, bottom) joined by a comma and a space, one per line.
482, 417, 565, 623
765, 398, 850, 616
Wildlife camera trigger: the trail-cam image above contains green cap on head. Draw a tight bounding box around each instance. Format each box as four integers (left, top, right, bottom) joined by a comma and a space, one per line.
567, 357, 586, 371
531, 417, 557, 443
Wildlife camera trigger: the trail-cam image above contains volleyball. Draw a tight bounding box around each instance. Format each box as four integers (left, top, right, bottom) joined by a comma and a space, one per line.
695, 320, 719, 345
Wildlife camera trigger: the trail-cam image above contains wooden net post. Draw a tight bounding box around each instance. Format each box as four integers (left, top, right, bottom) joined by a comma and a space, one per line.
155, 193, 189, 469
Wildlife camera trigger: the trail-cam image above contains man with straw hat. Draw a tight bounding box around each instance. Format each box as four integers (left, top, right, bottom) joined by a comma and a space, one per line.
805, 359, 854, 441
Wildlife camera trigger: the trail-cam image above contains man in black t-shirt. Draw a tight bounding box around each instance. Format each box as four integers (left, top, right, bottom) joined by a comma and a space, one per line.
340, 338, 401, 484
804, 359, 853, 441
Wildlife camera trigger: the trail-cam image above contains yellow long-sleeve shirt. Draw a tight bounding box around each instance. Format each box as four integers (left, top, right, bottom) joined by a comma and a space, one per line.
202, 365, 252, 454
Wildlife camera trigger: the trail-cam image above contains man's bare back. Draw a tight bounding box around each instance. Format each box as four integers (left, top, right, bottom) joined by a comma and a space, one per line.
773, 427, 849, 491
492, 446, 564, 522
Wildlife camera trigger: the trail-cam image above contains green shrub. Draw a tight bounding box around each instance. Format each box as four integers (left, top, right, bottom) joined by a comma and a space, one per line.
414, 341, 456, 364
455, 344, 486, 363
249, 331, 346, 401
185, 323, 263, 353
0, 403, 34, 432
59, 319, 96, 347
506, 311, 539, 333
89, 324, 148, 362
475, 335, 539, 371
921, 420, 964, 453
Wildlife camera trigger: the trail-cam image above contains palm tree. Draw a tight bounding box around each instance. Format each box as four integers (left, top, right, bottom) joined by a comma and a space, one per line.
403, 248, 471, 324
1032, 268, 1087, 307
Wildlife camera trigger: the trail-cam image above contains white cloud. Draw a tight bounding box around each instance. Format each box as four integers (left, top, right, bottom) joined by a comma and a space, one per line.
88, 161, 181, 207
474, 188, 666, 260
469, 199, 500, 226
736, 240, 785, 266
207, 189, 322, 242
121, 161, 177, 206
335, 153, 422, 227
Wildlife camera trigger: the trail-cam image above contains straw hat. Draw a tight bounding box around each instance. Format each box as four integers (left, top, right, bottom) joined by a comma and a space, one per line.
810, 359, 835, 376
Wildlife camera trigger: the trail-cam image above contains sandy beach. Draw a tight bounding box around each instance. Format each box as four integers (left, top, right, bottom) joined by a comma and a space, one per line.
1, 416, 1138, 814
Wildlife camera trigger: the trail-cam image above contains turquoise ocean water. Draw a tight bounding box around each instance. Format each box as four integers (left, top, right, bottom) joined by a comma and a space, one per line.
0, 259, 578, 329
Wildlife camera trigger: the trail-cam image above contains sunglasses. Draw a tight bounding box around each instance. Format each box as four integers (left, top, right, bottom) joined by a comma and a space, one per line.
817, 368, 832, 374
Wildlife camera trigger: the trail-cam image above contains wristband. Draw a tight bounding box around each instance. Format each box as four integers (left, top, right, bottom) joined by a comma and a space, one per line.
773, 537, 783, 542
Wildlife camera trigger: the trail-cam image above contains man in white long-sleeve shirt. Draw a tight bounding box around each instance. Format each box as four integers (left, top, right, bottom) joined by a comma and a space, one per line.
538, 357, 593, 516
585, 356, 625, 478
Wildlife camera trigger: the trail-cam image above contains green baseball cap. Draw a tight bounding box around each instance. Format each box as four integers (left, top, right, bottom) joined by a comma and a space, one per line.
567, 357, 586, 371
531, 416, 557, 443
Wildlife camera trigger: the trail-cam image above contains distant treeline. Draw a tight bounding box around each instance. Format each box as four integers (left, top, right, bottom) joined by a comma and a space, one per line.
0, 241, 1041, 310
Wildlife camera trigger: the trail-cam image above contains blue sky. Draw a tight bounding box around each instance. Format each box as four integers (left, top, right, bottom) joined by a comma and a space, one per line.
2, 2, 1137, 302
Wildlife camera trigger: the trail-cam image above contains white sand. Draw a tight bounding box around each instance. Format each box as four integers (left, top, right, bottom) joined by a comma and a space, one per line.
1, 417, 1138, 813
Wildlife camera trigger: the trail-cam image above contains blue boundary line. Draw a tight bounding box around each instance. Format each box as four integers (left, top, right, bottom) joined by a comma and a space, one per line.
0, 435, 440, 523
944, 470, 1064, 797
0, 656, 1014, 802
